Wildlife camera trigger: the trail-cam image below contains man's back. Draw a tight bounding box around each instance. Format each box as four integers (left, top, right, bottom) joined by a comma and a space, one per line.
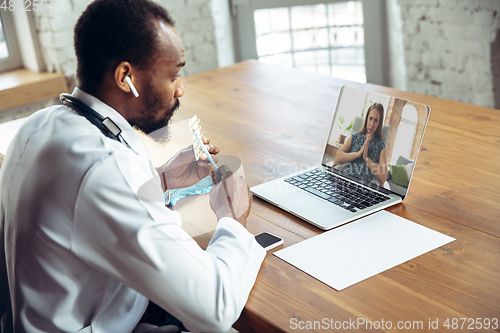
0, 105, 150, 332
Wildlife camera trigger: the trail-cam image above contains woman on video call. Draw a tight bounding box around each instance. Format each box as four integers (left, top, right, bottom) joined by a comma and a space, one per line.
333, 103, 388, 185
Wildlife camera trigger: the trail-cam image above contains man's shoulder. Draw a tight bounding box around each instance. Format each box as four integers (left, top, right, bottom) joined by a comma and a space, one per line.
11, 104, 128, 173
21, 104, 98, 138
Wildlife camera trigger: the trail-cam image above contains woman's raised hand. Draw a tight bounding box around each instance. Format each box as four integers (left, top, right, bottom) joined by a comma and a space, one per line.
362, 135, 372, 161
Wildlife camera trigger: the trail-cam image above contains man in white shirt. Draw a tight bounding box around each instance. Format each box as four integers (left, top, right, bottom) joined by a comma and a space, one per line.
0, 0, 266, 332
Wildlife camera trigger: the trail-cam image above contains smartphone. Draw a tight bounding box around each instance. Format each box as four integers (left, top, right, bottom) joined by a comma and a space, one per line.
255, 232, 284, 251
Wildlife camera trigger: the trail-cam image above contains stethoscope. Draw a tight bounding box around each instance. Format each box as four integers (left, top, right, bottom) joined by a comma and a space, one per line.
60, 93, 138, 154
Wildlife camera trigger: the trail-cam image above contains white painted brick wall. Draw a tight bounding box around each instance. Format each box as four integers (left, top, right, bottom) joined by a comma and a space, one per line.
393, 0, 500, 108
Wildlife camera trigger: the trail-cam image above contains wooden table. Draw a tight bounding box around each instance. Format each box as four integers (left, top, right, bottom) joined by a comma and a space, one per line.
172, 60, 500, 332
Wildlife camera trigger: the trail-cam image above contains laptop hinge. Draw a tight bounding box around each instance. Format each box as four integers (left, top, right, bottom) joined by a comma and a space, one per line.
321, 164, 396, 196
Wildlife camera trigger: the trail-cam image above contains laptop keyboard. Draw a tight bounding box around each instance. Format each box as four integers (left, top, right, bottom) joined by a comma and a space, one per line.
284, 168, 391, 213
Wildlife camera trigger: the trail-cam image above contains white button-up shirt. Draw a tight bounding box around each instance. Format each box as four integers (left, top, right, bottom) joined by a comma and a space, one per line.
0, 88, 265, 333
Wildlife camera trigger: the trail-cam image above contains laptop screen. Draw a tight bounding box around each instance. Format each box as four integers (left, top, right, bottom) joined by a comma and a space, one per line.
321, 86, 430, 198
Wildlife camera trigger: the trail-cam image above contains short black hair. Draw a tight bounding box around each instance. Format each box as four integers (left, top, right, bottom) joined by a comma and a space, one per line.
74, 0, 174, 91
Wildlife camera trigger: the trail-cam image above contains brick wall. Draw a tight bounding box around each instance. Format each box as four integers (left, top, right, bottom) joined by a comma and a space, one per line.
388, 0, 500, 109
158, 0, 219, 76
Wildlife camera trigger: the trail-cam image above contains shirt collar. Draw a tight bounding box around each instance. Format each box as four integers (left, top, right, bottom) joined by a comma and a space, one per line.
71, 87, 149, 157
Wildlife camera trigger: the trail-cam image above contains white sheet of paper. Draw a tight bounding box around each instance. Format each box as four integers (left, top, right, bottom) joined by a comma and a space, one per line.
274, 210, 454, 291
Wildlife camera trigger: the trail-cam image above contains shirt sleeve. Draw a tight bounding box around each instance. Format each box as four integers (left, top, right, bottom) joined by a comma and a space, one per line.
72, 150, 266, 333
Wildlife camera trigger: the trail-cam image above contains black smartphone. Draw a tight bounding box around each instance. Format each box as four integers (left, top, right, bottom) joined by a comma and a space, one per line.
255, 232, 284, 251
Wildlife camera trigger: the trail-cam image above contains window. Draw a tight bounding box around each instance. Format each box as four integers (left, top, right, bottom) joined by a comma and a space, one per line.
254, 2, 365, 82
391, 104, 418, 164
0, 10, 22, 72
0, 14, 9, 59
233, 0, 388, 85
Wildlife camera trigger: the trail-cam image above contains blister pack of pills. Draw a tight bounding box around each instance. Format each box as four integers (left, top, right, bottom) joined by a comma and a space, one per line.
189, 115, 204, 161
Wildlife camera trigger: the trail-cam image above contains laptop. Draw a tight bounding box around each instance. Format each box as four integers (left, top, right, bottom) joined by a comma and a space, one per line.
250, 85, 431, 230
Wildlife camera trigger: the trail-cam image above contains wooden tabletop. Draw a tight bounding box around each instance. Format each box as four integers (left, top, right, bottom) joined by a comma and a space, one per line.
172, 60, 500, 332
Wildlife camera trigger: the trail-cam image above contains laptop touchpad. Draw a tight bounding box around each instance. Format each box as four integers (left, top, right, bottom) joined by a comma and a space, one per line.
274, 191, 324, 213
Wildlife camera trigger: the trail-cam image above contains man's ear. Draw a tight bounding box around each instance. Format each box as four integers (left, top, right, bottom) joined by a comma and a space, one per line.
115, 61, 136, 94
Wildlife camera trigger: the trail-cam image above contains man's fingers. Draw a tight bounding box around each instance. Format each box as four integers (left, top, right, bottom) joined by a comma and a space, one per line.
208, 143, 220, 155
210, 164, 234, 185
235, 187, 252, 222
221, 178, 236, 219
209, 169, 252, 226
199, 152, 219, 164
202, 143, 220, 156
202, 137, 220, 153
198, 144, 220, 164
219, 164, 234, 179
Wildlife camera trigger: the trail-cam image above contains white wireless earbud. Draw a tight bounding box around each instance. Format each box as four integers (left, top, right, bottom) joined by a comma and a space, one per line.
124, 76, 139, 98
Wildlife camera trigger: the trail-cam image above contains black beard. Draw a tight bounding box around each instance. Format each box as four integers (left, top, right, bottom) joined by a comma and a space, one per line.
132, 98, 179, 135
146, 102, 177, 144
129, 81, 180, 144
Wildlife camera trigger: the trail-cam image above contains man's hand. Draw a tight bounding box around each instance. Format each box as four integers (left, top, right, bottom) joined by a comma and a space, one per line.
158, 137, 220, 190
209, 165, 252, 227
